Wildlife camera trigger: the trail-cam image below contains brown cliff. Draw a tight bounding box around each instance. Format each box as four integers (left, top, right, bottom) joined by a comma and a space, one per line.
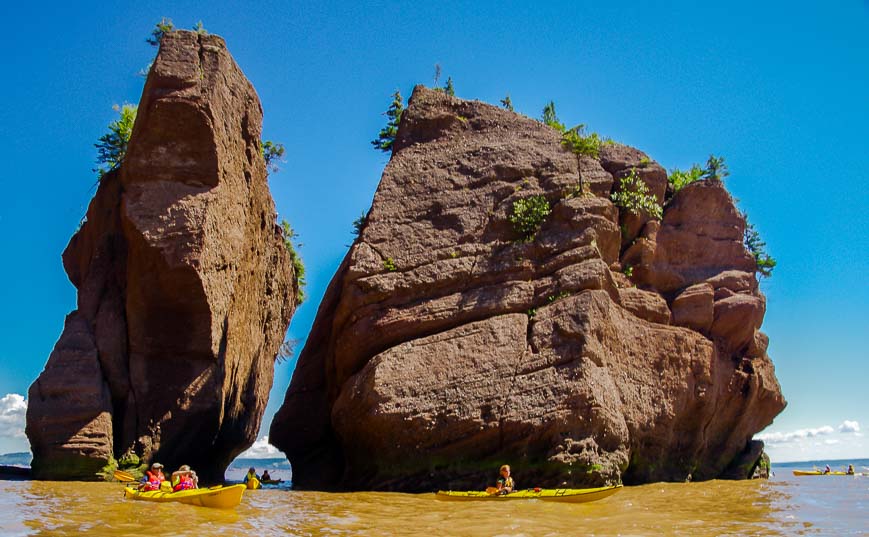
270, 86, 784, 490
26, 31, 297, 481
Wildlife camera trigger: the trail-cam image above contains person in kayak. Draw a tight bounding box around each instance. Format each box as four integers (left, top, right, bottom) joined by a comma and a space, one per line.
245, 467, 260, 485
139, 462, 165, 491
823, 465, 831, 474
846, 464, 855, 475
262, 470, 272, 481
171, 465, 199, 491
495, 465, 515, 495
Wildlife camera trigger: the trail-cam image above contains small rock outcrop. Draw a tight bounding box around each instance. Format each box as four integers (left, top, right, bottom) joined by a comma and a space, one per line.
26, 31, 297, 481
270, 87, 784, 491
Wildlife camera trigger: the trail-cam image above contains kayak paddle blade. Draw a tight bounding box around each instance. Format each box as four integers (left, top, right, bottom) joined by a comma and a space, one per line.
113, 469, 137, 482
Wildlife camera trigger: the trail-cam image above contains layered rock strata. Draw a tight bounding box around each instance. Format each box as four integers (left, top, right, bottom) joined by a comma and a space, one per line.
26, 31, 297, 481
271, 87, 784, 491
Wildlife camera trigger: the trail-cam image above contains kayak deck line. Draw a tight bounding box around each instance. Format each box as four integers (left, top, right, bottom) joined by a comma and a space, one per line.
435, 485, 622, 503
123, 484, 246, 509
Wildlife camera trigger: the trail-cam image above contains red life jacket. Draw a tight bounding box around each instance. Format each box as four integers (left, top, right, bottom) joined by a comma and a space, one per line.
143, 470, 164, 491
173, 474, 195, 491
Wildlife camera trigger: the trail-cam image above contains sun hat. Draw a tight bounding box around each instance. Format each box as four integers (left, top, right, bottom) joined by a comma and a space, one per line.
179, 465, 191, 472
151, 462, 163, 469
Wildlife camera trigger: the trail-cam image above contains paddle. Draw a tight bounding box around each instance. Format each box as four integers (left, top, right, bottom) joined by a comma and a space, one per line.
113, 469, 137, 482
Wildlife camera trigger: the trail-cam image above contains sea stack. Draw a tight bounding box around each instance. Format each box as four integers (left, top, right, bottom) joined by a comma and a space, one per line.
270, 86, 785, 491
26, 31, 298, 481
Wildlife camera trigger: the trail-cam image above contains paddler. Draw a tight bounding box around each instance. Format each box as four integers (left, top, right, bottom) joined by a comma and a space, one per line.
495, 464, 515, 495
262, 470, 272, 481
846, 464, 855, 475
245, 467, 260, 485
139, 462, 165, 491
823, 464, 831, 474
171, 464, 199, 491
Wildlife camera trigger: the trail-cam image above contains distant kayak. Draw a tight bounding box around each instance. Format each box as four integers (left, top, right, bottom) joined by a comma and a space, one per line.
246, 477, 261, 490
792, 470, 849, 476
435, 485, 622, 503
123, 484, 245, 509
261, 479, 283, 485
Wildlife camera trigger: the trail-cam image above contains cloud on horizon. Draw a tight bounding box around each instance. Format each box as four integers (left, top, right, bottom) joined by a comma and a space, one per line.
839, 420, 860, 433
755, 420, 862, 446
237, 436, 283, 459
0, 394, 27, 440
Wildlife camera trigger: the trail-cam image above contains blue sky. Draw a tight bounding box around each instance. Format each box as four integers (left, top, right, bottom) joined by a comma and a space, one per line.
0, 1, 866, 463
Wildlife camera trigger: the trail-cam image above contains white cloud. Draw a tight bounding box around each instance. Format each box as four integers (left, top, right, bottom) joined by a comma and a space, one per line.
755, 425, 834, 445
838, 420, 860, 433
823, 439, 839, 445
237, 436, 283, 459
0, 394, 27, 439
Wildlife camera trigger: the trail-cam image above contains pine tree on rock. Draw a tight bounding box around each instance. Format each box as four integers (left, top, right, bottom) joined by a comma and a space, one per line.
371, 90, 404, 152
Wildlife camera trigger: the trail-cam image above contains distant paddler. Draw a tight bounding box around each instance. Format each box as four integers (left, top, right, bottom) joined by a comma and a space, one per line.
245, 467, 261, 489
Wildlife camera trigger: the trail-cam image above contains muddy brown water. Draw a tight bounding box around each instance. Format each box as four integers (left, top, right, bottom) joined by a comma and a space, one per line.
1, 470, 866, 536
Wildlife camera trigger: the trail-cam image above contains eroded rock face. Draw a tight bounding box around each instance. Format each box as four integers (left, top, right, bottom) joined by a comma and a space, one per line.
26, 31, 297, 481
270, 86, 784, 491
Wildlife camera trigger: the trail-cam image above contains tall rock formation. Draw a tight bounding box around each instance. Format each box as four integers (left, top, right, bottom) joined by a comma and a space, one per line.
270, 87, 784, 491
26, 31, 297, 481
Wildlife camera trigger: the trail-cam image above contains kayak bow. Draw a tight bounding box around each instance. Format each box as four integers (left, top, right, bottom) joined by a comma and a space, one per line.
435, 485, 622, 503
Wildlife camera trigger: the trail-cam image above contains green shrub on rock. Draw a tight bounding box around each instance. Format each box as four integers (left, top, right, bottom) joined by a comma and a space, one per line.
281, 220, 306, 303
668, 164, 704, 194
610, 169, 663, 219
509, 195, 551, 240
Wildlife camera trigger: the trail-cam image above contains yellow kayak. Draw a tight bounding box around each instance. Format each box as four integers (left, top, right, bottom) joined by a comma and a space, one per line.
246, 477, 261, 490
435, 485, 622, 503
123, 484, 246, 509
792, 470, 848, 476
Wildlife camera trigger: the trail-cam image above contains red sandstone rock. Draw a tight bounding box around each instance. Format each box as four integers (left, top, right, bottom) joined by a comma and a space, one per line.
618, 287, 671, 324
26, 31, 296, 481
672, 283, 715, 332
270, 87, 784, 491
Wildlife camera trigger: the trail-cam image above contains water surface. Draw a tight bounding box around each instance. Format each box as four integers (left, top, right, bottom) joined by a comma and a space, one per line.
1, 462, 866, 536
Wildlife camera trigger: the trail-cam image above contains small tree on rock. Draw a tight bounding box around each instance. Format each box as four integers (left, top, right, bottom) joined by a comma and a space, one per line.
145, 17, 175, 47
371, 90, 403, 153
742, 216, 776, 277
262, 140, 286, 173
704, 154, 729, 182
146, 18, 175, 46
95, 104, 137, 177
501, 94, 514, 111
541, 101, 565, 132
444, 77, 455, 96
561, 124, 602, 195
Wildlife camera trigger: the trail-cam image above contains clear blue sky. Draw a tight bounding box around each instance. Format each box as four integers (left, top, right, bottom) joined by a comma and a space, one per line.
1, 1, 866, 462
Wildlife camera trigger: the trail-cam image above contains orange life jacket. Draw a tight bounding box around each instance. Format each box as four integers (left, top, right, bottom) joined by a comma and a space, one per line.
143, 470, 164, 491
